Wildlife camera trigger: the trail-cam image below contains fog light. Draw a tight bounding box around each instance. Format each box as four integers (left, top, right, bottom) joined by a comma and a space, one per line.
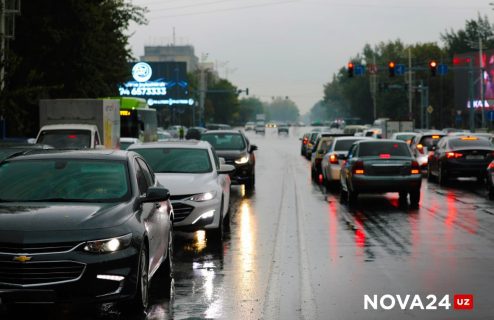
192, 210, 215, 224
97, 275, 125, 281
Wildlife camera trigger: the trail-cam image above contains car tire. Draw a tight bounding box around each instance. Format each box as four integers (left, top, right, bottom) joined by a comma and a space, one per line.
347, 187, 358, 205
426, 163, 435, 182
245, 173, 255, 192
409, 189, 420, 208
129, 246, 149, 312
438, 163, 448, 186
206, 200, 224, 243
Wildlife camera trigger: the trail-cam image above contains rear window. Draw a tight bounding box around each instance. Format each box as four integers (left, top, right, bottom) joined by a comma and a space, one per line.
201, 133, 246, 151
37, 130, 91, 149
132, 148, 212, 173
358, 142, 411, 157
419, 135, 443, 148
449, 138, 493, 149
334, 139, 360, 151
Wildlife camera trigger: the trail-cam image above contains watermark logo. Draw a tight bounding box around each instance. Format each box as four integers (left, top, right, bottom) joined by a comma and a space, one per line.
364, 294, 474, 311
132, 62, 152, 82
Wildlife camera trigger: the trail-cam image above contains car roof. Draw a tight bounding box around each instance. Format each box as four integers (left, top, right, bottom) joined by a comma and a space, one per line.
39, 124, 97, 130
354, 139, 406, 145
128, 140, 211, 149
332, 136, 373, 141
3, 149, 132, 161
202, 130, 243, 135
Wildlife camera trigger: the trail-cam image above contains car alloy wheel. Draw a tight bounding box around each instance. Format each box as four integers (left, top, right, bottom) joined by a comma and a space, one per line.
131, 246, 149, 311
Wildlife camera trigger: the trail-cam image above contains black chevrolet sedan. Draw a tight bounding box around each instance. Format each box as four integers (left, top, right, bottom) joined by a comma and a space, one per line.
0, 150, 173, 310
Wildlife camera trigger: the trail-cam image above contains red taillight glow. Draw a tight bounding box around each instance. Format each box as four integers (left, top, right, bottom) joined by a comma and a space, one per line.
303, 138, 308, 145
411, 160, 420, 174
353, 161, 365, 175
446, 152, 463, 159
68, 135, 77, 139
488, 162, 494, 169
329, 154, 339, 164
379, 153, 391, 159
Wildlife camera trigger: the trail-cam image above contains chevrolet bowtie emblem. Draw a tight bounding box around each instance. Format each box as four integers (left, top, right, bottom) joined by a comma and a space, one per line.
13, 255, 32, 263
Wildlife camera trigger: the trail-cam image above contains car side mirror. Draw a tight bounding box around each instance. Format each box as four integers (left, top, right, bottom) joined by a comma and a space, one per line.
218, 164, 235, 174
249, 145, 258, 152
142, 187, 170, 203
219, 157, 226, 165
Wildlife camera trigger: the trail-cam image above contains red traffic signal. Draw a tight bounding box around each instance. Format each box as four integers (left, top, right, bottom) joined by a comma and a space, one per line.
388, 61, 395, 77
429, 60, 437, 77
347, 62, 354, 78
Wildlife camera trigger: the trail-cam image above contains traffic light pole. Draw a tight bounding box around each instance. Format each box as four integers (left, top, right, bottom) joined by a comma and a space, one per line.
468, 58, 475, 131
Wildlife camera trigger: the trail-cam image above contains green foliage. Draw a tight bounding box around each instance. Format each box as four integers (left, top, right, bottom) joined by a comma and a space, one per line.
205, 79, 239, 124
1, 0, 147, 137
266, 97, 300, 122
238, 97, 265, 123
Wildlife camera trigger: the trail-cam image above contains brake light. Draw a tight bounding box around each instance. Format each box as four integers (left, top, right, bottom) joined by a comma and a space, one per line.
353, 160, 365, 175
460, 136, 478, 141
411, 160, 420, 174
432, 135, 440, 139
68, 135, 77, 139
446, 152, 463, 159
329, 154, 339, 164
303, 137, 308, 145
379, 153, 391, 159
488, 162, 494, 169
416, 144, 424, 154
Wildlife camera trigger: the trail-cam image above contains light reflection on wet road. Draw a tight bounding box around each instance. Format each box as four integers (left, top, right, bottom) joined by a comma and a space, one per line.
1, 127, 494, 319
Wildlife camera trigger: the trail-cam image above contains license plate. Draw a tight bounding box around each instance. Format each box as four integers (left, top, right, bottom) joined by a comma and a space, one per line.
466, 155, 484, 160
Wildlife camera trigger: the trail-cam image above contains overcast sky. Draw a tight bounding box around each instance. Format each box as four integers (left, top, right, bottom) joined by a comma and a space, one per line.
128, 0, 491, 114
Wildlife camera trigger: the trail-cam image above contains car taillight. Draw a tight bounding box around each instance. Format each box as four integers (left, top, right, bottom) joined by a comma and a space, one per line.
379, 153, 391, 159
329, 154, 339, 164
411, 160, 420, 174
303, 138, 308, 145
446, 152, 463, 159
416, 144, 424, 154
353, 160, 365, 175
487, 162, 494, 169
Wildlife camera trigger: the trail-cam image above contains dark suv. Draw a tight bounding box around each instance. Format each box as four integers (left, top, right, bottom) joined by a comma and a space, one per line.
201, 130, 257, 191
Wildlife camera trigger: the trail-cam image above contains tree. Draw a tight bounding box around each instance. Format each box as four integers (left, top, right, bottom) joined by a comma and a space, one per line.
205, 79, 239, 124
238, 97, 265, 123
266, 97, 300, 122
1, 0, 147, 137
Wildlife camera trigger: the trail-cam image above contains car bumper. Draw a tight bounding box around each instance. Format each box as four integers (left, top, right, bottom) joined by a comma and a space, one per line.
443, 160, 491, 177
0, 247, 140, 304
350, 174, 422, 193
228, 163, 254, 185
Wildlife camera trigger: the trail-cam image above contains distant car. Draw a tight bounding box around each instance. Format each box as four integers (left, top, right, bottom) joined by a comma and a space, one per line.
244, 122, 255, 131
157, 130, 173, 141
310, 136, 335, 180
120, 137, 141, 150
340, 140, 422, 207
167, 125, 187, 138
255, 121, 266, 134
409, 131, 446, 169
266, 122, 277, 128
300, 133, 310, 156
487, 160, 494, 200
277, 123, 289, 134
185, 126, 207, 140
427, 135, 494, 185
390, 132, 418, 145
129, 141, 234, 241
206, 123, 231, 130
321, 136, 372, 189
343, 125, 367, 136
0, 150, 174, 309
201, 130, 257, 191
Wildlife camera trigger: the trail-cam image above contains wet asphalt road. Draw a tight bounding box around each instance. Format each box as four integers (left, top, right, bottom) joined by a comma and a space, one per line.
2, 127, 494, 319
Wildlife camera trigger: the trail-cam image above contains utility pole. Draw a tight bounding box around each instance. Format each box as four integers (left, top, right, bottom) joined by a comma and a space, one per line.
468, 58, 475, 131
408, 47, 413, 120
198, 67, 206, 127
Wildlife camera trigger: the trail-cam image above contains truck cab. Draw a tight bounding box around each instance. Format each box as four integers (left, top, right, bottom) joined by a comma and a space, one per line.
35, 124, 102, 149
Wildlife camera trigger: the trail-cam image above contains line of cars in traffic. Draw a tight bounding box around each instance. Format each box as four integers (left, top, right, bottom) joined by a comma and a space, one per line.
301, 127, 494, 205
0, 129, 257, 310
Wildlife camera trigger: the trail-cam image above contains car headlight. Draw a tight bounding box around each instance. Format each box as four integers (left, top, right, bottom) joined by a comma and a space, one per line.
188, 191, 217, 202
235, 155, 249, 164
83, 234, 132, 253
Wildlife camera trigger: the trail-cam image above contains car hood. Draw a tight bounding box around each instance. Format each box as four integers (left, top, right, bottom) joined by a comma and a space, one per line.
215, 150, 245, 160
0, 202, 132, 232
155, 173, 217, 196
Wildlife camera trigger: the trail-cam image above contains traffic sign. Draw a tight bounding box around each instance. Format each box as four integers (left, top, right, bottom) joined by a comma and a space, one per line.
427, 105, 434, 114
367, 64, 378, 74
437, 64, 448, 76
395, 64, 406, 76
355, 65, 366, 76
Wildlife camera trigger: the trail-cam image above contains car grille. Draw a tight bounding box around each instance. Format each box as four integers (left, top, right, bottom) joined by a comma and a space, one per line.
0, 261, 85, 286
172, 202, 194, 222
0, 242, 82, 254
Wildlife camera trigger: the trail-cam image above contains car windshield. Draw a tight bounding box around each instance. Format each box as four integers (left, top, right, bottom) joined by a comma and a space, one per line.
132, 148, 212, 173
0, 159, 129, 202
201, 133, 246, 151
420, 136, 443, 148
359, 142, 411, 157
449, 138, 493, 148
37, 130, 91, 149
334, 139, 361, 151
394, 134, 416, 141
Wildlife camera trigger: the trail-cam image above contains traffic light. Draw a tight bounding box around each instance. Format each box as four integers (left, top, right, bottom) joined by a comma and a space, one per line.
347, 62, 354, 78
388, 61, 395, 77
429, 60, 437, 77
